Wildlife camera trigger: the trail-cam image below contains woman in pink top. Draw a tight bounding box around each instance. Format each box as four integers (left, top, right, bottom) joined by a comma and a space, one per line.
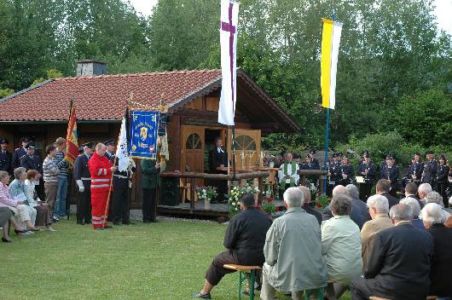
0, 171, 31, 239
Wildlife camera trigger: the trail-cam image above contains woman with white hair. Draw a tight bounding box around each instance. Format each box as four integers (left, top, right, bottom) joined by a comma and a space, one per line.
8, 167, 38, 231
420, 203, 452, 298
399, 197, 424, 230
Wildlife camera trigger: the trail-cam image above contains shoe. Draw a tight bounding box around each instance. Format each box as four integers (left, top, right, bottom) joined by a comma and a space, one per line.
2, 237, 12, 243
52, 217, 59, 223
193, 292, 211, 299
47, 226, 56, 232
14, 229, 29, 235
29, 227, 40, 232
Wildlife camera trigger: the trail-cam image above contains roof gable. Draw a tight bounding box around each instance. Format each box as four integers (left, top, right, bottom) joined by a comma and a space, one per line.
0, 69, 299, 132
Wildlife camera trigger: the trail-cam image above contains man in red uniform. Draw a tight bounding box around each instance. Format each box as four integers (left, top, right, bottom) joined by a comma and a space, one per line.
88, 143, 116, 230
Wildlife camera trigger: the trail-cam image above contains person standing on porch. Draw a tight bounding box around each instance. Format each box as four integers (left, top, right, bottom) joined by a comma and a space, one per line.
88, 143, 115, 230
278, 152, 299, 196
209, 137, 228, 202
140, 159, 160, 223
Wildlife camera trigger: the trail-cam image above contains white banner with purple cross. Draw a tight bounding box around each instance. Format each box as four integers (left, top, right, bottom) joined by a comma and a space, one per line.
218, 0, 239, 126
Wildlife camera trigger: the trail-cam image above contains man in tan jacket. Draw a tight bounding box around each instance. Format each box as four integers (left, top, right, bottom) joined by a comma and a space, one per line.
361, 195, 393, 265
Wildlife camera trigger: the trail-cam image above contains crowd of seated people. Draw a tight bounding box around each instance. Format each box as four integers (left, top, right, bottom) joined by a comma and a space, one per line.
194, 179, 452, 300
0, 168, 55, 243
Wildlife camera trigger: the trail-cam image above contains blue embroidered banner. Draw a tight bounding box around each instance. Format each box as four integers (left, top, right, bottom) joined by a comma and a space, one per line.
129, 110, 160, 159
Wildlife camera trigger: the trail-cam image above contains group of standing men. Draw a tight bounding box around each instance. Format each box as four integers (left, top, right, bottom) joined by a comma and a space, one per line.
276, 150, 450, 206
0, 136, 161, 230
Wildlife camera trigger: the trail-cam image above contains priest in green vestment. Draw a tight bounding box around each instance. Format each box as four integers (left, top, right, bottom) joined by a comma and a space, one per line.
278, 153, 300, 196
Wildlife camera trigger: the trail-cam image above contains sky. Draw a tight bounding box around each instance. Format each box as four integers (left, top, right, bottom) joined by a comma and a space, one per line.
127, 0, 452, 35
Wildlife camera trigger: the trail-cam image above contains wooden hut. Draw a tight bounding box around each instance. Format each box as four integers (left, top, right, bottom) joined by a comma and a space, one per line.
0, 61, 299, 215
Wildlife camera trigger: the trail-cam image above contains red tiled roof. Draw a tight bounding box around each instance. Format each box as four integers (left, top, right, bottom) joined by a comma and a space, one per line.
0, 69, 222, 121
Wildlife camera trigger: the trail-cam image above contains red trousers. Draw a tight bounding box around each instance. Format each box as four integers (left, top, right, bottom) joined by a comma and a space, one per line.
91, 188, 109, 229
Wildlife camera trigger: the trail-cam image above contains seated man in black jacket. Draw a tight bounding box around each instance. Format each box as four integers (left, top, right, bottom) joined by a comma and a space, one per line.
351, 203, 433, 300
194, 194, 272, 299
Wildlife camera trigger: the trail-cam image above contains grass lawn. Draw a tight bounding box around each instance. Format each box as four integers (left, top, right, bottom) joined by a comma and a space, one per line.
0, 218, 351, 300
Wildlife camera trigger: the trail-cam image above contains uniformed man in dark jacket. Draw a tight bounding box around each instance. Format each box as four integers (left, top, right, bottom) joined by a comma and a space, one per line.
12, 137, 29, 169
328, 152, 342, 195
422, 151, 437, 187
73, 142, 93, 225
358, 151, 376, 200
104, 139, 116, 163
436, 155, 450, 207
20, 143, 42, 172
380, 155, 399, 197
406, 153, 423, 184
140, 158, 160, 223
112, 157, 136, 225
194, 193, 272, 299
0, 138, 12, 174
339, 156, 354, 186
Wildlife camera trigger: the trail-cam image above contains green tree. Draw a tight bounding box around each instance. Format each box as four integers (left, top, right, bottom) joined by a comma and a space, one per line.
394, 89, 452, 147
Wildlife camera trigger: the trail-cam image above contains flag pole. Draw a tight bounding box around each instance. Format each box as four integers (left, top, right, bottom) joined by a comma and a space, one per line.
322, 9, 337, 195
102, 95, 131, 228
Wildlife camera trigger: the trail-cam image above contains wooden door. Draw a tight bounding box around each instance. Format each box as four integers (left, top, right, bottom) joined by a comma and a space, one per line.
227, 129, 261, 171
181, 125, 205, 189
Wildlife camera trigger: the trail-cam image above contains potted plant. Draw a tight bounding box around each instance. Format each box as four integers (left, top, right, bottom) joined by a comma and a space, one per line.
316, 194, 330, 209
196, 186, 218, 210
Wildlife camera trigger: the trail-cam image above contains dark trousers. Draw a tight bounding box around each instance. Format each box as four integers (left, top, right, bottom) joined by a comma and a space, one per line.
438, 183, 449, 207
112, 178, 130, 224
359, 183, 372, 202
205, 250, 239, 286
350, 278, 378, 300
142, 188, 157, 222
76, 185, 91, 224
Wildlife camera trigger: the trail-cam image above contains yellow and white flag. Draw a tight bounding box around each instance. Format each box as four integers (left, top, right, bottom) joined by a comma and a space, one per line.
321, 19, 343, 110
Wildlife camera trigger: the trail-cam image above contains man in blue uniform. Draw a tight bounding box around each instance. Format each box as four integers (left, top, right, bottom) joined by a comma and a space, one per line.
358, 151, 377, 201
328, 152, 342, 196
73, 142, 93, 225
421, 151, 437, 188
12, 137, 29, 169
339, 155, 354, 186
0, 138, 12, 174
380, 155, 399, 197
406, 153, 423, 185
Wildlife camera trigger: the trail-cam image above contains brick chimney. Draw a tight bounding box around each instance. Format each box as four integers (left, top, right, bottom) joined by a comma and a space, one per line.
76, 59, 107, 76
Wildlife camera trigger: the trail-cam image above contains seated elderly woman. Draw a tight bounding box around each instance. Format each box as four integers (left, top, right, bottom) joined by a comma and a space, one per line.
425, 191, 451, 219
399, 197, 424, 230
24, 170, 54, 231
321, 193, 362, 299
420, 203, 452, 298
0, 171, 33, 236
9, 167, 38, 231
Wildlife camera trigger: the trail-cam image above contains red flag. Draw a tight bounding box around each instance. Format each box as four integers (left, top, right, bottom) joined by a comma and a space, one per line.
65, 105, 79, 166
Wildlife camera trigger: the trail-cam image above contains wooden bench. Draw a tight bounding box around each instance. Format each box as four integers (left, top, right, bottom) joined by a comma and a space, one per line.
223, 264, 261, 300
370, 296, 437, 300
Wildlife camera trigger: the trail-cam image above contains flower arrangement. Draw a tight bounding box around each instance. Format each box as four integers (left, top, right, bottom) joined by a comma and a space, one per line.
228, 183, 260, 216
196, 186, 218, 202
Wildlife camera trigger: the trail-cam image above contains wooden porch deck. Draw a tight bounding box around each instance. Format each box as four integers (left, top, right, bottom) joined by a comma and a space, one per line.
157, 200, 286, 218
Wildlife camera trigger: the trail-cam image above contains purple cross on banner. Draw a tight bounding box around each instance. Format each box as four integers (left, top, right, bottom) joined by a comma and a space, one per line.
218, 0, 239, 126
